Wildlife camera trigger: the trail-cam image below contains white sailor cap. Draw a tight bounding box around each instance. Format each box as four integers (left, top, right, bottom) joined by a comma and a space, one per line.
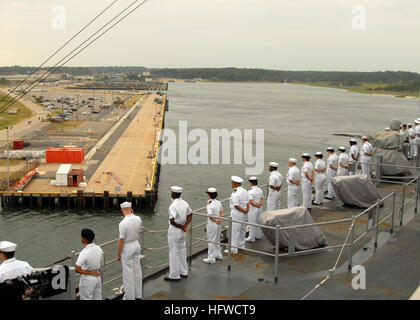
361, 136, 368, 140
415, 120, 420, 125
248, 176, 258, 181
269, 162, 278, 168
206, 187, 217, 193
0, 241, 17, 253
231, 176, 243, 183
171, 186, 183, 193
301, 153, 310, 157
288, 158, 297, 163
408, 123, 413, 126
314, 152, 323, 156
120, 201, 132, 209
350, 138, 357, 143
384, 127, 390, 130
326, 147, 334, 152
338, 146, 346, 151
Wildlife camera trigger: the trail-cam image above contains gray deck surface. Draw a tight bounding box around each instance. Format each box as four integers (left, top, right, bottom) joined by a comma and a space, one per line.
143, 182, 420, 300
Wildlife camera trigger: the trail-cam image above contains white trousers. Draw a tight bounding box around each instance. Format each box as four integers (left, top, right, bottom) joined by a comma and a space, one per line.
168, 226, 188, 279
326, 169, 336, 199
414, 139, 420, 157
231, 211, 245, 253
121, 242, 142, 300
206, 221, 222, 262
79, 275, 102, 300
361, 156, 371, 176
287, 185, 299, 208
247, 206, 262, 241
314, 174, 326, 204
301, 179, 312, 209
267, 191, 280, 211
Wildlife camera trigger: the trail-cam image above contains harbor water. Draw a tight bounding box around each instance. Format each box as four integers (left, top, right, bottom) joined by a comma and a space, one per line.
0, 82, 418, 296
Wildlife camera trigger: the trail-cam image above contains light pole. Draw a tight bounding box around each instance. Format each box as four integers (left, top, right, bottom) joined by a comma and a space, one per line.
5, 126, 12, 190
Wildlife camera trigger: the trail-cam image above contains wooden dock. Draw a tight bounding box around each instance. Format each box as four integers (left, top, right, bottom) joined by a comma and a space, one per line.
0, 94, 168, 210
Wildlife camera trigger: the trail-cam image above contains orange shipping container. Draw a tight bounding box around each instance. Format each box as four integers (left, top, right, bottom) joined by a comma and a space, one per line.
46, 148, 85, 163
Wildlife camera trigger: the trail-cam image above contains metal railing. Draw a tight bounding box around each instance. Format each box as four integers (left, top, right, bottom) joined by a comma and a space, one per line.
62, 161, 419, 298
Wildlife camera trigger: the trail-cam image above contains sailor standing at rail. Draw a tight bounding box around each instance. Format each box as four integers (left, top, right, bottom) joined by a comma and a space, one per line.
286, 158, 300, 208
348, 139, 360, 176
165, 186, 192, 281
75, 228, 104, 300
117, 202, 143, 299
246, 177, 264, 243
409, 123, 416, 159
225, 176, 249, 255
203, 188, 224, 264
267, 162, 282, 211
313, 152, 326, 206
325, 147, 338, 200
301, 153, 314, 210
337, 146, 349, 176
0, 241, 33, 284
415, 120, 420, 158
360, 136, 373, 176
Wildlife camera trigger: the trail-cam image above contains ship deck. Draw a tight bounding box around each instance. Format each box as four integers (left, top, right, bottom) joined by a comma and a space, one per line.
140, 182, 420, 300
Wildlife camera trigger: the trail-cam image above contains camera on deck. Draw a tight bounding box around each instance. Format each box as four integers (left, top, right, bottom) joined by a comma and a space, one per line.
0, 266, 70, 300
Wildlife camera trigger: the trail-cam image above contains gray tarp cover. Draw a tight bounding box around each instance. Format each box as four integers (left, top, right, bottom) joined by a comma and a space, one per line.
258, 207, 328, 250
332, 174, 381, 208
367, 130, 410, 176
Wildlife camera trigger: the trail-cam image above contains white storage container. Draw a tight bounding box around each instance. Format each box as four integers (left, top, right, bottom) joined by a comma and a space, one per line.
55, 164, 72, 186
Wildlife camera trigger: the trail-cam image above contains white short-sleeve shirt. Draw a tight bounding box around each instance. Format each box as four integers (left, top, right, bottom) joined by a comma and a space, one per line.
119, 214, 143, 243
286, 166, 300, 185
0, 258, 33, 283
76, 243, 103, 272
168, 198, 192, 225
349, 145, 359, 164
207, 199, 223, 221
301, 161, 314, 180
314, 159, 326, 176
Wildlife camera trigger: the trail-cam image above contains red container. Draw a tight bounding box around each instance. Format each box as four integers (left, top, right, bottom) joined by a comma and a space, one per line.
13, 140, 24, 150
46, 148, 85, 163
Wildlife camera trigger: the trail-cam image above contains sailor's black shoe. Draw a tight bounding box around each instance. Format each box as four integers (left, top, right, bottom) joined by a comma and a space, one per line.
164, 276, 180, 281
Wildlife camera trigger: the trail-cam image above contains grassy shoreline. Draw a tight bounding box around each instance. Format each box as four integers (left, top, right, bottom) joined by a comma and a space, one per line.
291, 81, 419, 98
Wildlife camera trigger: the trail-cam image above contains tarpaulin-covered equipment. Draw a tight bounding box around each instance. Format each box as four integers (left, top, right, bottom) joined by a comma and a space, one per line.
258, 207, 328, 250
332, 174, 381, 208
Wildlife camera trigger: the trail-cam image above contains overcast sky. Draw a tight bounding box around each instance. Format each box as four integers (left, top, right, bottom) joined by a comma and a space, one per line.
0, 0, 419, 72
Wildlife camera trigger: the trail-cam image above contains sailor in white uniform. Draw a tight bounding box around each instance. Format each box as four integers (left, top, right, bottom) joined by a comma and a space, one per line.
348, 139, 359, 176
117, 202, 143, 299
225, 176, 249, 255
360, 136, 373, 176
75, 228, 104, 300
337, 146, 349, 176
301, 153, 314, 210
203, 188, 224, 264
408, 123, 416, 159
246, 177, 264, 243
0, 241, 33, 284
313, 152, 326, 205
415, 120, 420, 158
267, 162, 282, 211
325, 147, 338, 200
286, 158, 300, 208
166, 186, 192, 281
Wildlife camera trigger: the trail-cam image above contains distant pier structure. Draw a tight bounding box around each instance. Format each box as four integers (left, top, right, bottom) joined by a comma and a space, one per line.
67, 81, 168, 92
0, 93, 168, 211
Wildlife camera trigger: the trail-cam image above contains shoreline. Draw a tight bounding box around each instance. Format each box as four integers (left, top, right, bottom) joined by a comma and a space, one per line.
162, 78, 419, 99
